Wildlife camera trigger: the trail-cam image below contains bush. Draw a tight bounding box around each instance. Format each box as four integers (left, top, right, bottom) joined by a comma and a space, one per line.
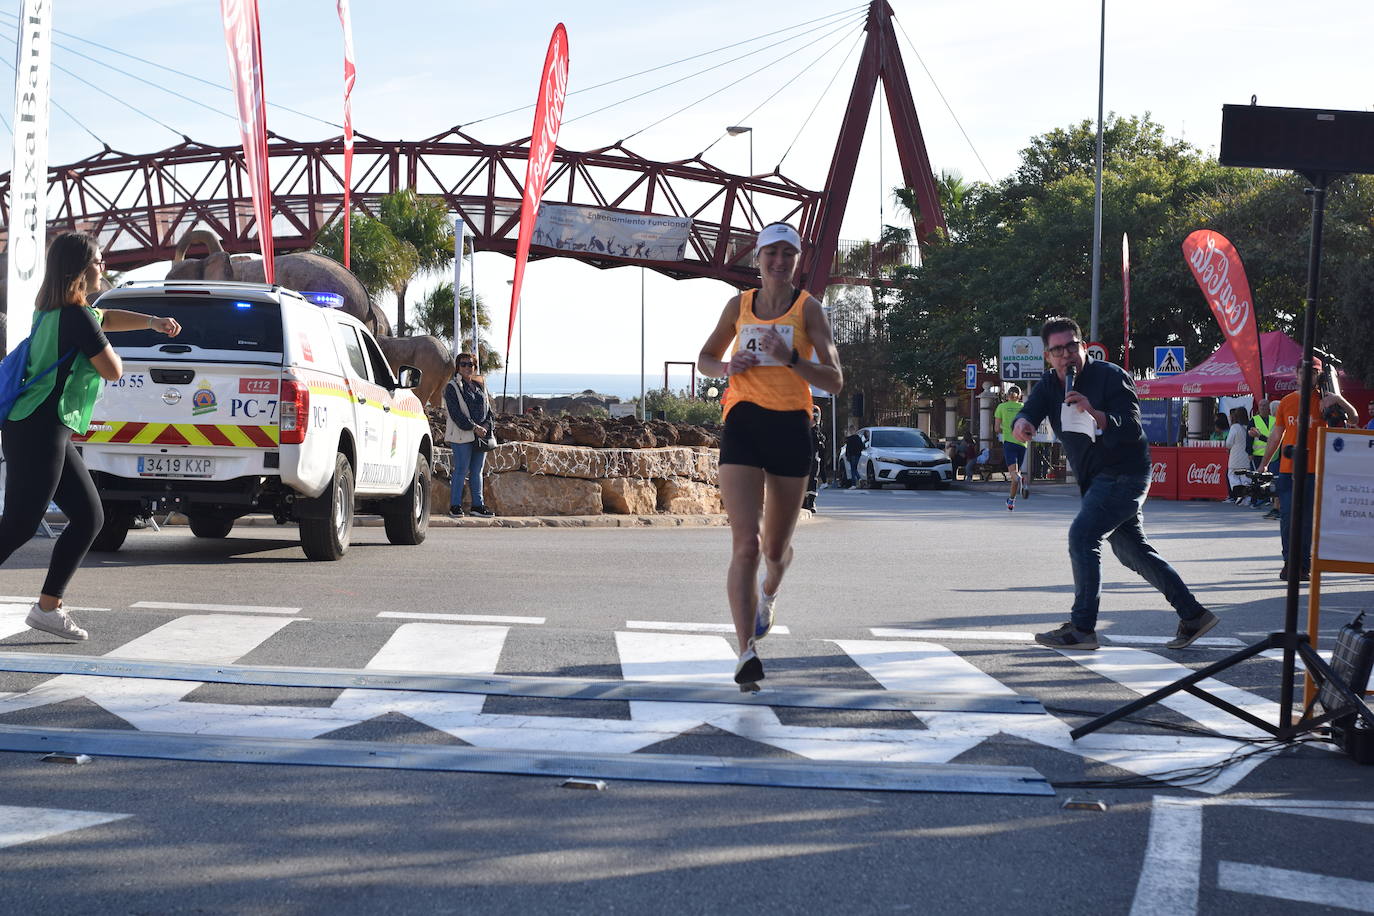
637, 388, 722, 425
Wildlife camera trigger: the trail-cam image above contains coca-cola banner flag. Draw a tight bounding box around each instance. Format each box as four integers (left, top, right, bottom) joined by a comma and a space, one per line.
220, 0, 275, 283
337, 0, 356, 270
1182, 229, 1263, 400
507, 23, 570, 354
6, 0, 54, 356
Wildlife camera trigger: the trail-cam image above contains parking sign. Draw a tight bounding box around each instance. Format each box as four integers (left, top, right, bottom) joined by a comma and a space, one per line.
966, 363, 978, 389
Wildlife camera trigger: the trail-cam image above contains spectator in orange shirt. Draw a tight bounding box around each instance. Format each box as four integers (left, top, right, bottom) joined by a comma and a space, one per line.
1260, 358, 1356, 580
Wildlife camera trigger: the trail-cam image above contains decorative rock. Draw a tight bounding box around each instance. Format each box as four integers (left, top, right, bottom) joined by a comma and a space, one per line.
569, 420, 608, 448
656, 478, 724, 514
600, 478, 658, 514
484, 471, 603, 517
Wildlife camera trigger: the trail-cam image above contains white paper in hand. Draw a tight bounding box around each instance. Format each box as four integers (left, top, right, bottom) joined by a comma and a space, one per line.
1060, 402, 1098, 439
737, 324, 795, 366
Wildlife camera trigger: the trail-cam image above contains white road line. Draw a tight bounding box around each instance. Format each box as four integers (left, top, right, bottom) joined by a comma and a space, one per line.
131, 601, 299, 616
376, 612, 545, 625
1130, 797, 1203, 916
0, 604, 35, 640
625, 620, 791, 635
0, 596, 110, 611
0, 804, 130, 850
1217, 862, 1374, 912
1260, 648, 1333, 663
870, 628, 1242, 648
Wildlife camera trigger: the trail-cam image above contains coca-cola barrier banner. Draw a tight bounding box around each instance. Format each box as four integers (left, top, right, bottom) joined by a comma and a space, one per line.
1150, 447, 1229, 501
507, 23, 570, 353
1182, 230, 1262, 401
220, 0, 274, 283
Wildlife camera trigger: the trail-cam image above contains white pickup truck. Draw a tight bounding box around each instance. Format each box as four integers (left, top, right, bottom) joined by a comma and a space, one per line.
77, 280, 434, 560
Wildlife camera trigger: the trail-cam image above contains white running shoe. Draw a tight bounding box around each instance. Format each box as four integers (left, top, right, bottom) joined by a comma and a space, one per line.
754, 580, 777, 640
25, 603, 88, 641
734, 639, 764, 687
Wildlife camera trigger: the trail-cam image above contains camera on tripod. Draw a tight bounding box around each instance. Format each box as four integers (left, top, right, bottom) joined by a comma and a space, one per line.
1232, 468, 1275, 503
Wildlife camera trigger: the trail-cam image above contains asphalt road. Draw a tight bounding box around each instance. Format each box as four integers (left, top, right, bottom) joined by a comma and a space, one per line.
2, 481, 1371, 915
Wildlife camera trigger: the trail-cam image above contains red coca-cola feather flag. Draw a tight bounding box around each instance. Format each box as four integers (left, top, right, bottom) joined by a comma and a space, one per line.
1182, 230, 1264, 400
507, 24, 570, 355
219, 0, 274, 283
337, 0, 357, 270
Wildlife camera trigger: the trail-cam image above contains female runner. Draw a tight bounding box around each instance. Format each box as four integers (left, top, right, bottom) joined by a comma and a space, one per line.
1, 232, 181, 640
697, 223, 843, 687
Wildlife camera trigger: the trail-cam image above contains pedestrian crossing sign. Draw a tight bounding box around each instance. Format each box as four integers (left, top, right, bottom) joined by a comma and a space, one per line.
1154, 346, 1186, 376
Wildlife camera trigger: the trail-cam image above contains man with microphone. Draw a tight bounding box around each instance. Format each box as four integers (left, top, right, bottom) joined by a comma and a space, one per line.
1012, 317, 1217, 650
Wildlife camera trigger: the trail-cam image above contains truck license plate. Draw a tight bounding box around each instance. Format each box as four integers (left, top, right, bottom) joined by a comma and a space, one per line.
137, 455, 215, 478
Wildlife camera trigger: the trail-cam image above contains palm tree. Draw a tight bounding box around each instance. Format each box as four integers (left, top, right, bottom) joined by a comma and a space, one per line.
893, 170, 974, 241
378, 190, 455, 335
314, 211, 417, 302
412, 281, 502, 372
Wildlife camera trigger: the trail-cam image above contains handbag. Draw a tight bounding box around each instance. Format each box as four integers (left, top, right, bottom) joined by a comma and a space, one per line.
452, 378, 498, 451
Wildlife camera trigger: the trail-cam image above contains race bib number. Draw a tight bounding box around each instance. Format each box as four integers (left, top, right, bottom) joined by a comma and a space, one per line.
738, 324, 795, 367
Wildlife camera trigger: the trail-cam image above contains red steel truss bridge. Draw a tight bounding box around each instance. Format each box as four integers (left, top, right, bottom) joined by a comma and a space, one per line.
0, 1, 943, 297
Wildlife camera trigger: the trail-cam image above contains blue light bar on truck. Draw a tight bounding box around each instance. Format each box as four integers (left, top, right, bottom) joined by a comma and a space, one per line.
301, 291, 344, 309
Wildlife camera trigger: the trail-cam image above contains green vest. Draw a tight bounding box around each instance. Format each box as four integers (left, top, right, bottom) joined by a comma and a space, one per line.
1251, 414, 1274, 457
9, 306, 105, 434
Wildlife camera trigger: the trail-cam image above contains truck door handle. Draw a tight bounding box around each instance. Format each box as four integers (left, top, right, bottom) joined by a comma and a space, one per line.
383, 404, 391, 412
357, 396, 368, 405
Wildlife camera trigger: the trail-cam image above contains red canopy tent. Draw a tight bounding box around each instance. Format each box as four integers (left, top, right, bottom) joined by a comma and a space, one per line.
1136, 332, 1374, 420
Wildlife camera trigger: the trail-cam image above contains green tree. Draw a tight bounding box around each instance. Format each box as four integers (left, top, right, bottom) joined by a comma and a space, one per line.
412, 281, 502, 372
378, 190, 456, 335
313, 210, 417, 302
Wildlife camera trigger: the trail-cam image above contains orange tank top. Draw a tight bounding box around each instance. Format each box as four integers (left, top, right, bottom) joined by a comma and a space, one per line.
721, 288, 815, 419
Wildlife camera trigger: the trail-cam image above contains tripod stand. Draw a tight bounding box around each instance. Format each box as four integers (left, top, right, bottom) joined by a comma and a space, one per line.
1072, 170, 1374, 744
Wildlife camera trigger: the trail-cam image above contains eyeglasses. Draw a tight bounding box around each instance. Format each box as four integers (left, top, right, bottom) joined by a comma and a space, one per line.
457, 362, 475, 368
1045, 339, 1083, 358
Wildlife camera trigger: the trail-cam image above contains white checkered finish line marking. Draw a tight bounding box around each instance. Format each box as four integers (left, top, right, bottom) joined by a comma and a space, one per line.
0, 615, 1302, 792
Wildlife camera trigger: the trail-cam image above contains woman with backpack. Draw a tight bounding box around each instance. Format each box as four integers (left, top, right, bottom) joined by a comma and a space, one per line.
1, 232, 181, 640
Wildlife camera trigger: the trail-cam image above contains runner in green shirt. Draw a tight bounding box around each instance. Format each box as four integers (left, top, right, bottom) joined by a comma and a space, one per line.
994, 385, 1028, 510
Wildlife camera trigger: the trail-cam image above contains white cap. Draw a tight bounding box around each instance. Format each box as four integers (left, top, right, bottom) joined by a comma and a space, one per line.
754, 223, 801, 254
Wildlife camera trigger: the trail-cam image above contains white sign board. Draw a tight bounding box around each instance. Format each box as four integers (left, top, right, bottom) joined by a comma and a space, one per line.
1000, 336, 1044, 381
533, 203, 692, 262
1316, 429, 1374, 566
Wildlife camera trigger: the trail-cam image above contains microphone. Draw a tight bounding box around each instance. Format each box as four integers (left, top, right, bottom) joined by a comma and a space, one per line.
1064, 367, 1076, 401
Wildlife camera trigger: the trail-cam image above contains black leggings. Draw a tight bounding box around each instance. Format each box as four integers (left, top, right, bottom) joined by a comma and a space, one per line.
0, 411, 103, 599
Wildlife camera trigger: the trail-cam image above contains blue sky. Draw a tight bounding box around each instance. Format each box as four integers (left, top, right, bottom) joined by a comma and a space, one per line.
6, 0, 1374, 376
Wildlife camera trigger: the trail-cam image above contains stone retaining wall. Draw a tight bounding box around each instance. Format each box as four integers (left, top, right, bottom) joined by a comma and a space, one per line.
434, 443, 722, 517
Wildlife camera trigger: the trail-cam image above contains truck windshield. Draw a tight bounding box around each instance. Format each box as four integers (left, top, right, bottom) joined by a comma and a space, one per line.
107, 297, 283, 353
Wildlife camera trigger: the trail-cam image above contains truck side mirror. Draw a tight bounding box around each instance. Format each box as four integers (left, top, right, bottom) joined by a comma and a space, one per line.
396, 365, 421, 390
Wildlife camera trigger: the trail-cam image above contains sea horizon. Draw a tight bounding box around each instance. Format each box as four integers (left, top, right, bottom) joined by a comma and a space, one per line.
480, 372, 695, 401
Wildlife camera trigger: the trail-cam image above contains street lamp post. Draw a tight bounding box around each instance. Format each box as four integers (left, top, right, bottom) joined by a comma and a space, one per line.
726, 125, 753, 216
506, 279, 523, 415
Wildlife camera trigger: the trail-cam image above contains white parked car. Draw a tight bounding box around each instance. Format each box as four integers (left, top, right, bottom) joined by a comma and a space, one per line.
854, 426, 953, 489
78, 280, 434, 560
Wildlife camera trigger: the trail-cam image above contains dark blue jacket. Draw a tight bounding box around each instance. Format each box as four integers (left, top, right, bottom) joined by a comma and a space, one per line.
1016, 358, 1149, 492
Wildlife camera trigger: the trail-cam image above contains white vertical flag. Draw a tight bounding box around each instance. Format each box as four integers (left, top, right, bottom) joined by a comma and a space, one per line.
452, 218, 464, 357
336, 0, 355, 269
6, 0, 55, 356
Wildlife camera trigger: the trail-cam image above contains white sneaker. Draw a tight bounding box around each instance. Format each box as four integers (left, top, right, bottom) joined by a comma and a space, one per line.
754, 580, 777, 640
734, 639, 764, 688
25, 603, 88, 641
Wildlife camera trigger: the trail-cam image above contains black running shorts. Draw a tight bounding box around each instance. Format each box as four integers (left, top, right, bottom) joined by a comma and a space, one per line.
720, 401, 812, 477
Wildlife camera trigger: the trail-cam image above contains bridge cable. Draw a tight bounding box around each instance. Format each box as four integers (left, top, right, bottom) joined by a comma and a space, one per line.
697, 19, 863, 164
773, 28, 865, 172
463, 4, 865, 132
0, 9, 343, 131
613, 14, 863, 145
891, 12, 995, 182
0, 35, 115, 145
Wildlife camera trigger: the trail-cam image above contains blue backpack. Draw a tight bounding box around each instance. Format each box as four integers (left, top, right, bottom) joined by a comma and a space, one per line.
0, 315, 76, 426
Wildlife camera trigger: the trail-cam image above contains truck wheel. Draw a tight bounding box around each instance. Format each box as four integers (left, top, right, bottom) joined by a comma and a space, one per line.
189, 514, 235, 539
90, 504, 137, 552
300, 453, 355, 561
383, 453, 431, 546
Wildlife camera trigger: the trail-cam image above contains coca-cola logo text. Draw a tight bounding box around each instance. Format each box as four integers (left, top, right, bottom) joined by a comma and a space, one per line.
1151, 461, 1168, 482
1185, 462, 1222, 485
1187, 233, 1251, 337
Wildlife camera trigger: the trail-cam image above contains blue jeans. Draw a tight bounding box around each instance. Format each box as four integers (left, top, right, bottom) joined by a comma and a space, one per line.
449, 441, 486, 509
1274, 471, 1314, 571
1068, 472, 1207, 633
846, 456, 860, 484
